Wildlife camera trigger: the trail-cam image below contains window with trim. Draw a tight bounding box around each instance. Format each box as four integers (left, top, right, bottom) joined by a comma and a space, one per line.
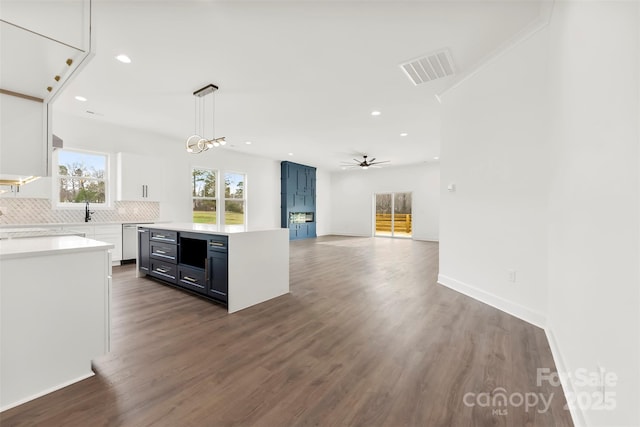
192, 168, 217, 223
224, 172, 245, 230
56, 149, 108, 205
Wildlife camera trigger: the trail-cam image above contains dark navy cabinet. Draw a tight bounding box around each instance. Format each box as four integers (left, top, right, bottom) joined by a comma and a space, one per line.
138, 227, 150, 272
208, 237, 228, 303
138, 227, 229, 307
281, 161, 317, 240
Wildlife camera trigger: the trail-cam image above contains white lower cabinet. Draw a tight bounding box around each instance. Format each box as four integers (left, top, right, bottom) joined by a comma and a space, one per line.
94, 225, 122, 263
60, 224, 122, 264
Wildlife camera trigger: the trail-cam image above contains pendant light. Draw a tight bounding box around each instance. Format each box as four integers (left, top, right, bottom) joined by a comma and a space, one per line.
185, 84, 227, 153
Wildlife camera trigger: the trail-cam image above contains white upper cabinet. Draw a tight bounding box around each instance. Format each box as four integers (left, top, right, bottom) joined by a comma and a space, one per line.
0, 94, 47, 177
116, 152, 165, 202
0, 0, 92, 182
0, 0, 87, 49
0, 0, 91, 101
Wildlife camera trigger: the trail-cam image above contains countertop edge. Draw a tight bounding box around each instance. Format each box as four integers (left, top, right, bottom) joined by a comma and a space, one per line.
142, 223, 286, 236
0, 236, 115, 260
0, 221, 159, 229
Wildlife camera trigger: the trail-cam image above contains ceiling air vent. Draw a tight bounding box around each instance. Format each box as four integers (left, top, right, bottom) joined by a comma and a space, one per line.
400, 49, 456, 86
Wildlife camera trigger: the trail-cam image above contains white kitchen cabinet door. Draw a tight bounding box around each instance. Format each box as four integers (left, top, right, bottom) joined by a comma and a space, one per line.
116, 152, 165, 202
0, 94, 47, 178
94, 224, 122, 262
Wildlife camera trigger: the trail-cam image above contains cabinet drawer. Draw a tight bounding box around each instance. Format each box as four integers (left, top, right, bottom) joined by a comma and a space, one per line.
177, 266, 206, 295
149, 261, 177, 283
150, 230, 177, 244
208, 236, 228, 252
150, 242, 177, 263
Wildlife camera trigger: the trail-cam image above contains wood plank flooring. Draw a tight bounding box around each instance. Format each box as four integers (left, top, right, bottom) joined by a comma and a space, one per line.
1, 236, 573, 426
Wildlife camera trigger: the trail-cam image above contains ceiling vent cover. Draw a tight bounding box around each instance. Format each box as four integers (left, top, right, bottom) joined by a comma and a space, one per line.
400, 49, 456, 85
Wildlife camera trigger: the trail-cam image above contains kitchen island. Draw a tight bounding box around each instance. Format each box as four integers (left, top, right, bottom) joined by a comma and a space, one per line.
0, 235, 113, 411
137, 224, 289, 313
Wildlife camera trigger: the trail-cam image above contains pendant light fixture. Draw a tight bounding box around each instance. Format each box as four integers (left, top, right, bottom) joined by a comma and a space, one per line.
185, 84, 226, 153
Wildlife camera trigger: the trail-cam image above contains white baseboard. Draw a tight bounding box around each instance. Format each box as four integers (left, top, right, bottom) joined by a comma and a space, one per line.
329, 232, 371, 238
437, 274, 582, 426
413, 236, 439, 242
437, 274, 546, 328
544, 325, 586, 427
0, 371, 95, 412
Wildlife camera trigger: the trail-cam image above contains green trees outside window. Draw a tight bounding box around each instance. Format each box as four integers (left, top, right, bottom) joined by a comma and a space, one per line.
192, 168, 217, 223
57, 149, 107, 204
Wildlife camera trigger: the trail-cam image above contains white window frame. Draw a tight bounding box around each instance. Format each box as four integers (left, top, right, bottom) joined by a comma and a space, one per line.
53, 148, 110, 208
192, 167, 219, 225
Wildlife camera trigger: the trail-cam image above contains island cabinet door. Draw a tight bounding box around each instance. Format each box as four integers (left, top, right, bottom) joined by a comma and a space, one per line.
138, 228, 150, 272
208, 252, 228, 302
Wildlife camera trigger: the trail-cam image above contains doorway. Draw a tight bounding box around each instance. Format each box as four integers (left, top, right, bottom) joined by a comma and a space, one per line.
374, 192, 412, 238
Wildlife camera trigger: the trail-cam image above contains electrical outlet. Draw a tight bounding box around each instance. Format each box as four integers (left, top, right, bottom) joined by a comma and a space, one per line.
508, 270, 517, 283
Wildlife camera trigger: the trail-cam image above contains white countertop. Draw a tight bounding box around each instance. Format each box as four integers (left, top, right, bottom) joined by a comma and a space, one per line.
144, 223, 284, 236
0, 221, 157, 229
0, 235, 114, 260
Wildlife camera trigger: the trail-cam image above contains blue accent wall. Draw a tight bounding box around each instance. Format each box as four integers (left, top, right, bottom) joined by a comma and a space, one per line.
281, 161, 317, 240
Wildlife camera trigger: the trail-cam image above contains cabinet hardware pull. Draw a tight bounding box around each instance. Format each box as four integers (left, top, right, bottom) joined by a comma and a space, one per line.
155, 250, 166, 254
209, 242, 224, 247
205, 258, 209, 286
156, 268, 169, 273
182, 276, 197, 283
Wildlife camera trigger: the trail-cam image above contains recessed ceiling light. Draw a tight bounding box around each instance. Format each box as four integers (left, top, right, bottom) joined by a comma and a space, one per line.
400, 132, 408, 137
75, 96, 87, 102
115, 54, 131, 64
245, 141, 252, 145
288, 153, 294, 156
434, 156, 440, 160
371, 111, 381, 116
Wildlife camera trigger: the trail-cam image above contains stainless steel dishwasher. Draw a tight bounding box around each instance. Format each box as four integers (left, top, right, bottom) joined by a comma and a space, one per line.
122, 224, 139, 262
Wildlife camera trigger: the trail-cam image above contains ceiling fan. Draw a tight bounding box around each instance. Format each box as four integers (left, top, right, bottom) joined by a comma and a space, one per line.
341, 155, 390, 170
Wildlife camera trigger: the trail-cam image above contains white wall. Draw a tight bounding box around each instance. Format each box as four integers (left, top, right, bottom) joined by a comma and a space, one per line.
52, 111, 284, 230
546, 2, 639, 426
439, 2, 640, 426
330, 162, 440, 241
439, 25, 550, 325
315, 168, 331, 236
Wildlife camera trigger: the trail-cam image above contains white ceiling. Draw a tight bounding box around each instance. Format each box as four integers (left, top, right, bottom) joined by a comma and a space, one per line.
47, 0, 542, 170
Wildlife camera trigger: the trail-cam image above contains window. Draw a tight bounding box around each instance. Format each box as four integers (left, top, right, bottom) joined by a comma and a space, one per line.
192, 168, 217, 223
56, 149, 108, 205
224, 172, 245, 230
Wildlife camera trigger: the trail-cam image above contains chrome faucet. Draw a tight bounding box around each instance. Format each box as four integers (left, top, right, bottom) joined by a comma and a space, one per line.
85, 201, 94, 222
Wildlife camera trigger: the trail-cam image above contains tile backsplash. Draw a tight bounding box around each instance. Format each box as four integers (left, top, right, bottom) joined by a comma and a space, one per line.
0, 198, 159, 225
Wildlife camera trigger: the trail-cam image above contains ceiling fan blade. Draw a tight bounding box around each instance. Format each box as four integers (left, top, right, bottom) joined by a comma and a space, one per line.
370, 160, 390, 165
369, 157, 376, 163
353, 158, 361, 163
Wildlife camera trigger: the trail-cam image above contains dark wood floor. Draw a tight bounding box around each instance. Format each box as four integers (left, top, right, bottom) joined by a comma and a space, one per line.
1, 236, 573, 427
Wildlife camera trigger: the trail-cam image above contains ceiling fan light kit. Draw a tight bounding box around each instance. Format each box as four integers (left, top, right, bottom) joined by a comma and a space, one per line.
185, 84, 227, 154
